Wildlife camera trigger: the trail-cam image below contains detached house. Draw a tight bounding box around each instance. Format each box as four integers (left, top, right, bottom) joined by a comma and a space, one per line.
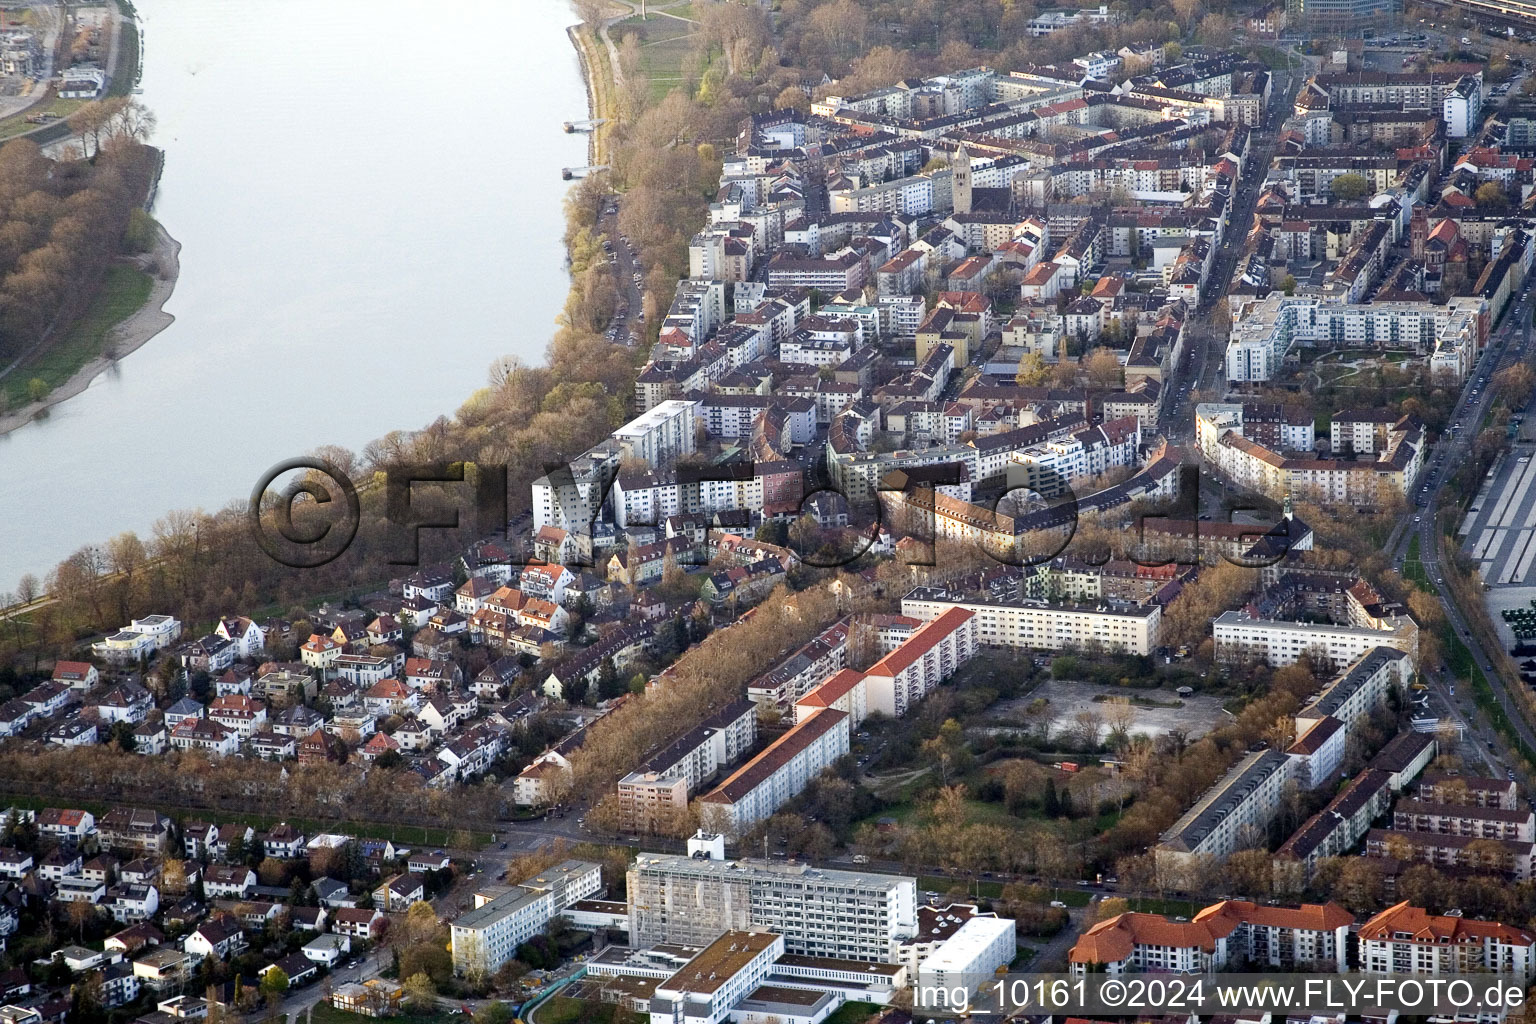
170, 718, 238, 757
51, 661, 99, 692
202, 865, 256, 900
366, 615, 403, 645
22, 681, 73, 719
182, 821, 218, 859
38, 847, 83, 882
37, 808, 95, 846
180, 636, 236, 673
362, 678, 416, 716
183, 915, 246, 961
214, 617, 266, 659
403, 657, 461, 692
358, 732, 401, 762
132, 717, 168, 755
271, 704, 324, 738
420, 692, 476, 734
263, 823, 306, 859
163, 698, 203, 731
214, 665, 254, 696
332, 907, 385, 939
300, 635, 343, 672
207, 695, 267, 739
97, 808, 172, 856
90, 684, 153, 724
373, 873, 427, 912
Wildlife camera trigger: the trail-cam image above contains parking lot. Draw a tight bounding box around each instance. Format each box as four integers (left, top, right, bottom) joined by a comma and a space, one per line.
1461, 446, 1536, 586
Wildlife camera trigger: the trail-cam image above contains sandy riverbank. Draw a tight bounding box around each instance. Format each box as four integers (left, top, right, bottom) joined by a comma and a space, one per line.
0, 222, 181, 438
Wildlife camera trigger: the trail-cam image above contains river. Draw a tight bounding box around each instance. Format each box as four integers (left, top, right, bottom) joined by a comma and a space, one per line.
0, 0, 589, 592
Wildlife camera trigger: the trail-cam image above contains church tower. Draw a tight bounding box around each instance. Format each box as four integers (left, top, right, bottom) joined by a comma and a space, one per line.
952, 145, 972, 215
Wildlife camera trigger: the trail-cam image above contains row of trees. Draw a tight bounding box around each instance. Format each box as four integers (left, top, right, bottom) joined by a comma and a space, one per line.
0, 744, 500, 830
0, 104, 158, 369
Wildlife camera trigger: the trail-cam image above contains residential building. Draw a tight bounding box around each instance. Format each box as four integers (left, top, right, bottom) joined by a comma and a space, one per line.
449, 860, 601, 975
1358, 902, 1536, 980
1154, 750, 1293, 879
697, 710, 850, 835
902, 589, 1162, 655
626, 848, 918, 962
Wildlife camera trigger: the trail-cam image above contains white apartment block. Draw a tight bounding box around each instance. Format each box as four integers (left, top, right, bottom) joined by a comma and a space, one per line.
450, 887, 554, 976
1006, 417, 1142, 499
862, 607, 977, 718
617, 700, 757, 832
1226, 293, 1485, 383
1194, 403, 1314, 461
795, 668, 869, 731
831, 174, 937, 216
626, 851, 919, 963
902, 589, 1162, 656
697, 710, 849, 835
1358, 902, 1535, 983
1155, 749, 1292, 877
1214, 610, 1417, 671
1294, 647, 1411, 737
450, 860, 601, 975
614, 400, 699, 469
1071, 900, 1352, 975
916, 916, 1017, 1010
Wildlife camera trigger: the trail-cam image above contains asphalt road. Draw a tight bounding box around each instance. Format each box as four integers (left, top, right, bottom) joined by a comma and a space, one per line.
1388, 284, 1536, 764
1167, 68, 1300, 444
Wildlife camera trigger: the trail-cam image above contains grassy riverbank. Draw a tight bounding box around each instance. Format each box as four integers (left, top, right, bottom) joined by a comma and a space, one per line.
0, 264, 153, 410
570, 23, 618, 167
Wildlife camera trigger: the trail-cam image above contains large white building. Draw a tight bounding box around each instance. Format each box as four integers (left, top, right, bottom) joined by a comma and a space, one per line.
902, 589, 1162, 655
1213, 609, 1417, 671
649, 930, 785, 1024
1358, 902, 1536, 984
914, 916, 1017, 1010
450, 860, 602, 975
613, 400, 700, 469
1225, 293, 1485, 383
697, 710, 850, 835
1154, 749, 1293, 879
626, 850, 918, 963
862, 607, 977, 718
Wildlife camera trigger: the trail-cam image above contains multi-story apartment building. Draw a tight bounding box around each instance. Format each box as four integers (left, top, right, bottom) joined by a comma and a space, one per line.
902, 589, 1162, 656
1390, 801, 1536, 843
615, 700, 757, 833
1071, 900, 1352, 974
1358, 902, 1536, 981
746, 619, 852, 711
1155, 749, 1293, 878
626, 849, 919, 962
1288, 646, 1411, 788
450, 860, 601, 975
1276, 768, 1394, 879
1226, 293, 1485, 384
862, 608, 976, 718
795, 668, 869, 731
1213, 609, 1417, 671
1194, 403, 1315, 462
697, 710, 849, 835
1418, 774, 1519, 809
1005, 417, 1142, 499
1365, 830, 1535, 880
612, 400, 698, 469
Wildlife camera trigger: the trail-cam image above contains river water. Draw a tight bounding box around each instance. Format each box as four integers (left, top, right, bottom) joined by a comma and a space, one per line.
0, 0, 588, 591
